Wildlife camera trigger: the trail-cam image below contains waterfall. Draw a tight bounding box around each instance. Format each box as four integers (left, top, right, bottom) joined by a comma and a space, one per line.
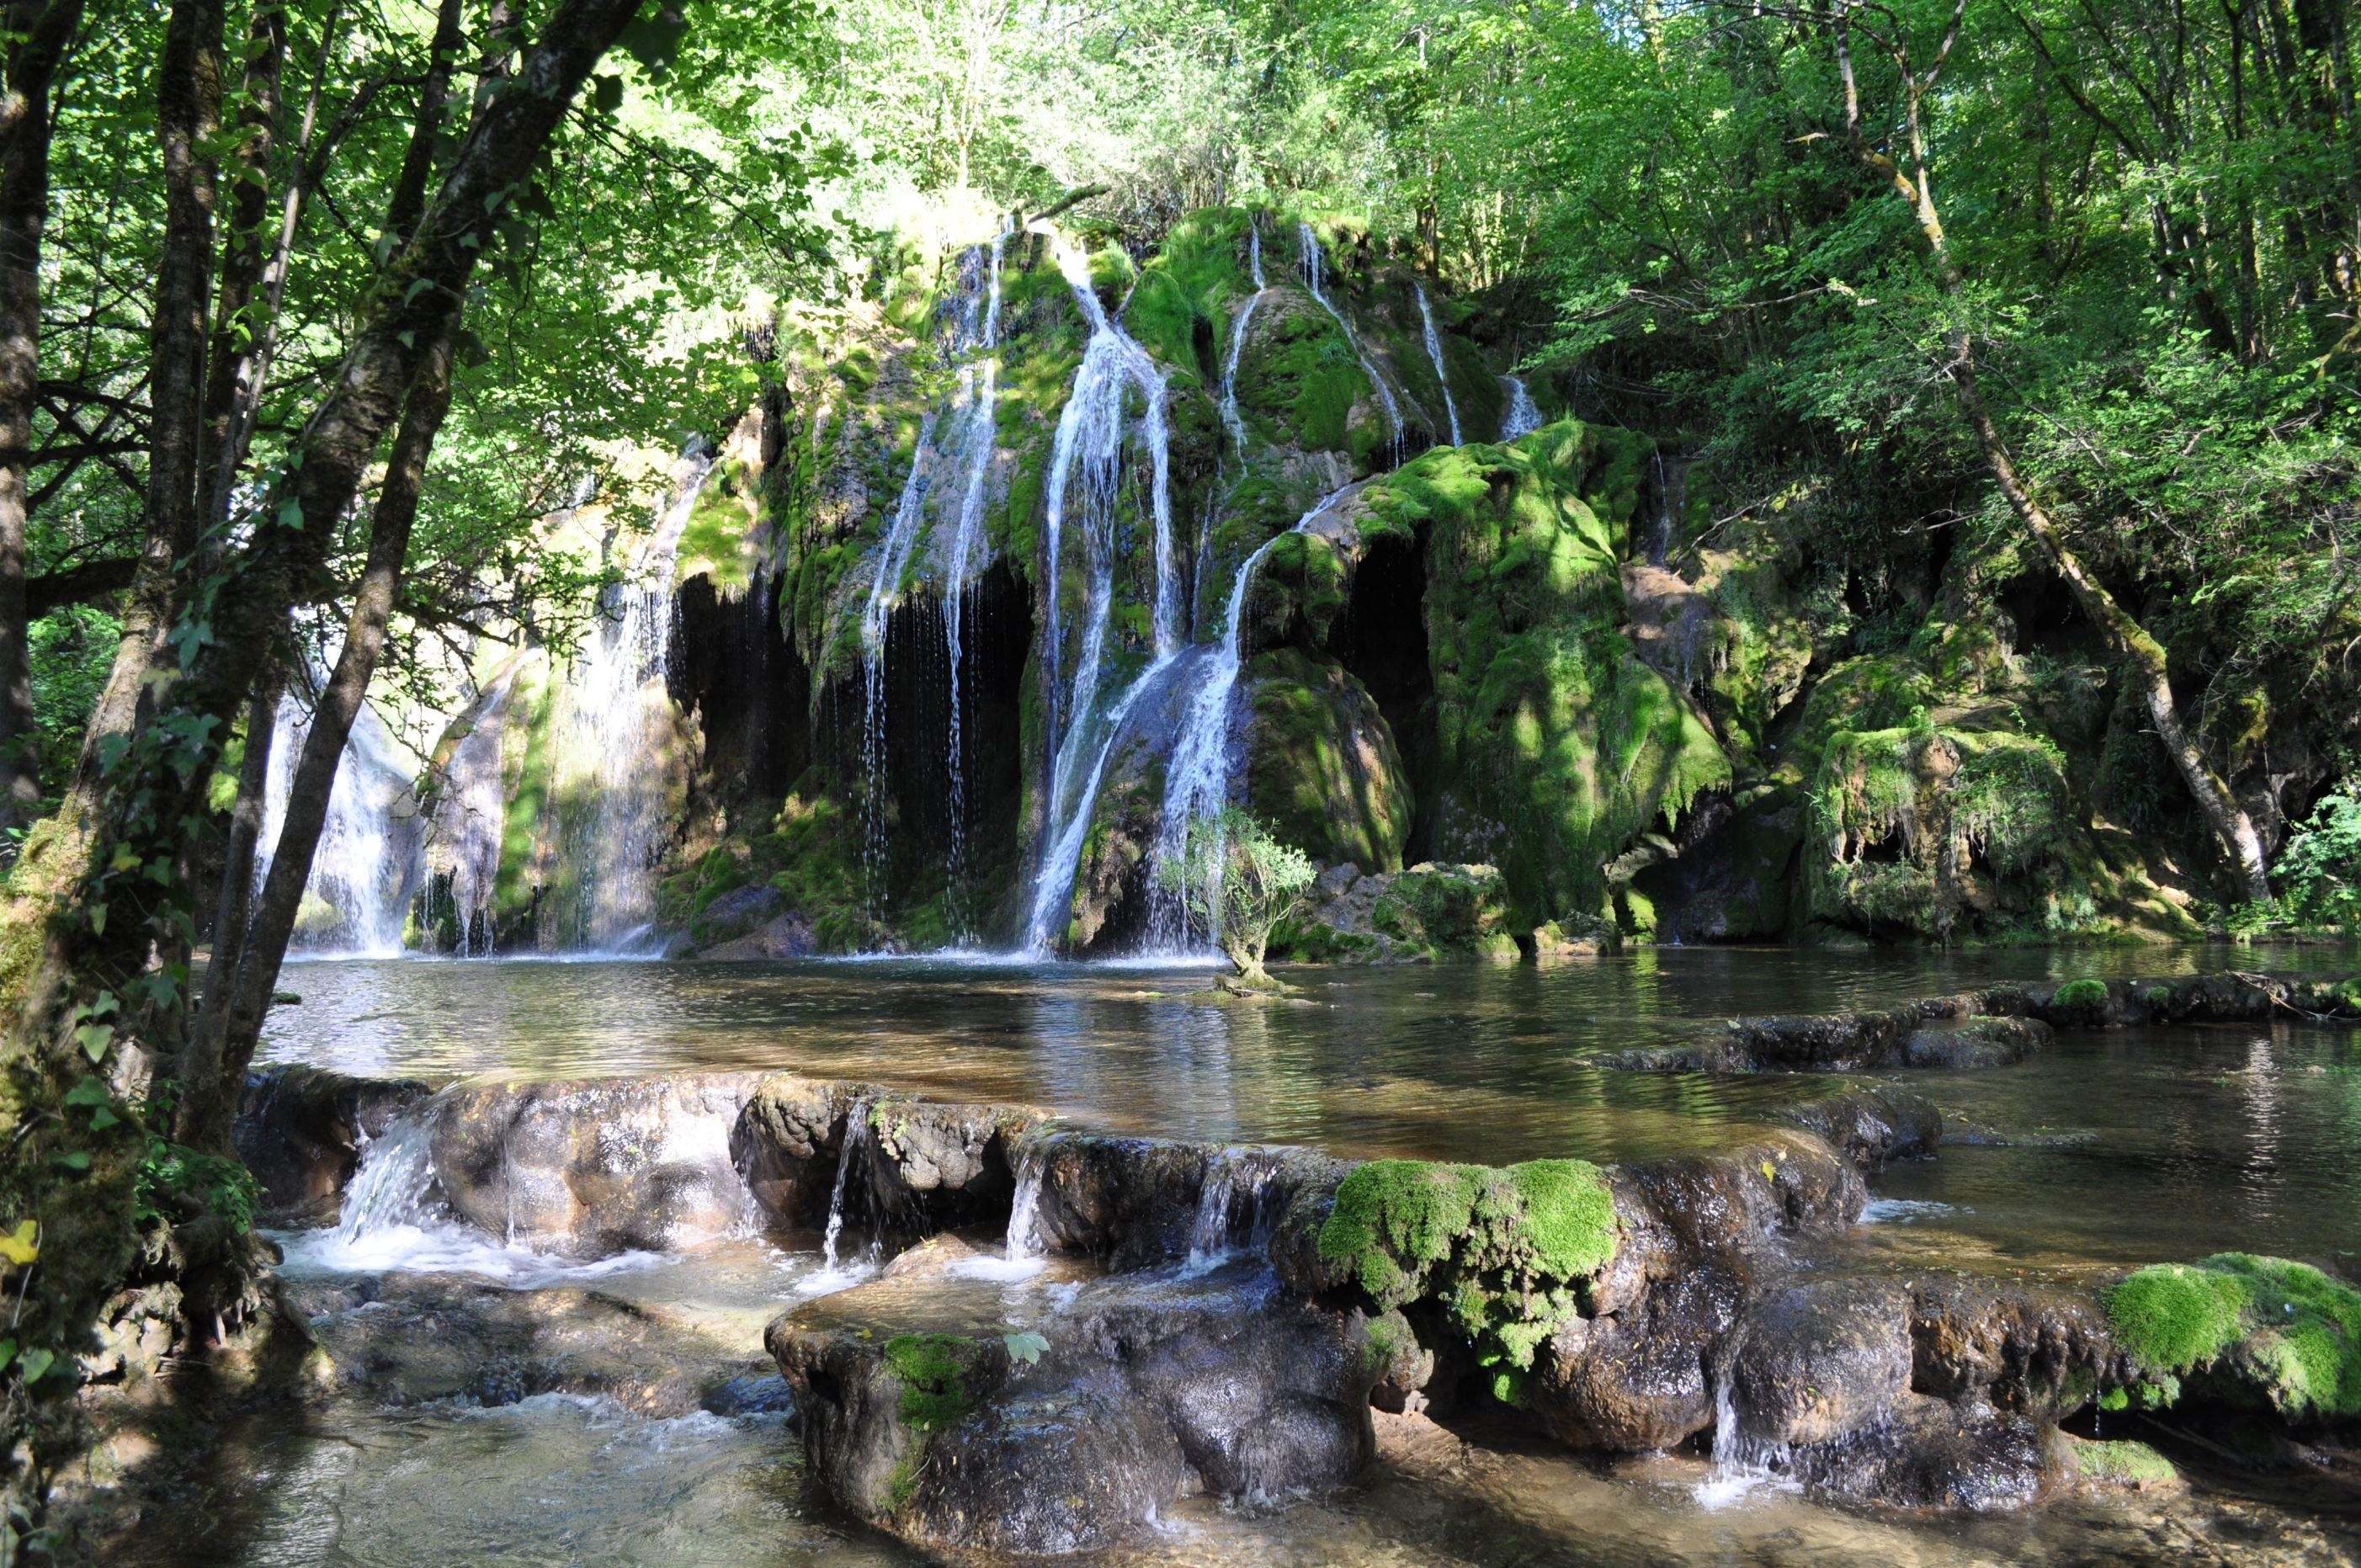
258, 681, 424, 958
940, 221, 1012, 938
1650, 449, 1674, 566
1182, 1148, 1278, 1274
1694, 1357, 1795, 1509
859, 410, 940, 914
821, 1098, 872, 1270
1414, 283, 1463, 446
552, 451, 715, 952
428, 682, 510, 956
1217, 222, 1268, 460
1297, 221, 1402, 461
1022, 238, 1183, 953
1005, 1140, 1046, 1262
1145, 485, 1350, 950
1501, 374, 1542, 439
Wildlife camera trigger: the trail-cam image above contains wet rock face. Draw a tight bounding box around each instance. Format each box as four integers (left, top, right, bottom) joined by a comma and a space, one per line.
1610, 1001, 2055, 1073
1731, 1280, 1912, 1447
1533, 1260, 1741, 1450
1909, 1277, 2126, 1421
767, 1261, 1376, 1555
1790, 1391, 2055, 1511
429, 1073, 765, 1254
237, 1066, 432, 1217
697, 911, 816, 960
1777, 1086, 1943, 1170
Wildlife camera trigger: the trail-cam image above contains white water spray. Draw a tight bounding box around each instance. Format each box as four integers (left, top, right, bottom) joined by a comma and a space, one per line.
940, 222, 1012, 935
1414, 282, 1463, 446
822, 1099, 872, 1270
1501, 374, 1542, 439
1023, 238, 1184, 952
258, 680, 424, 958
1217, 222, 1268, 460
1005, 1140, 1046, 1262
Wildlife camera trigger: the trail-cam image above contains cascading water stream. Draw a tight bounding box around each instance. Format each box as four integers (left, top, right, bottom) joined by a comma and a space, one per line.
939, 221, 1012, 936
1501, 374, 1542, 439
551, 451, 717, 952
1298, 221, 1402, 462
859, 410, 941, 913
428, 680, 512, 956
1414, 282, 1463, 446
1182, 1148, 1277, 1274
257, 661, 426, 958
1022, 238, 1183, 953
1650, 450, 1675, 566
1004, 1140, 1045, 1262
821, 1098, 872, 1271
1145, 484, 1352, 949
1217, 222, 1268, 460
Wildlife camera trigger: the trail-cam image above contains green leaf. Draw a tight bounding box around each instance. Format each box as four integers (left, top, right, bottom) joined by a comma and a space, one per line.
74, 1023, 113, 1061
620, 12, 689, 77
592, 74, 624, 114
19, 1347, 52, 1383
88, 1108, 120, 1130
62, 1077, 109, 1107
1002, 1331, 1048, 1365
51, 1150, 90, 1172
87, 904, 106, 937
0, 1338, 15, 1372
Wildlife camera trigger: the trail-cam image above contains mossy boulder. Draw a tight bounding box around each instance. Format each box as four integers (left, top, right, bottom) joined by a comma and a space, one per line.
1316, 1156, 1618, 1403
1241, 649, 1412, 872
2105, 1254, 2361, 1422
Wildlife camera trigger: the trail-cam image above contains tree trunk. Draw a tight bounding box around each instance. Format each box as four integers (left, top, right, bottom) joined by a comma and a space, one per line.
2, 0, 646, 1528
0, 0, 86, 842
194, 0, 281, 534
178, 341, 455, 1152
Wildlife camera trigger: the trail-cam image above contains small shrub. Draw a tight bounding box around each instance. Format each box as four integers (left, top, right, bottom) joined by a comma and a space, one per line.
2275, 786, 2361, 930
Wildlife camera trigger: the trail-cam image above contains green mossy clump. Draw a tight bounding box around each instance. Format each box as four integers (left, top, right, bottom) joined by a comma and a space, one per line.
1265, 916, 1381, 964
2106, 1254, 2361, 1421
1369, 864, 1517, 957
883, 1331, 985, 1432
1348, 423, 1727, 929
2052, 978, 2109, 1010
1316, 1156, 1619, 1403
2074, 1438, 2178, 1487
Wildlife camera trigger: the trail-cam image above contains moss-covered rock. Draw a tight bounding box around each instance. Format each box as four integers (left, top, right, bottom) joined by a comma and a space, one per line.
2105, 1253, 2361, 1421
1241, 649, 1412, 872
1316, 1156, 1617, 1403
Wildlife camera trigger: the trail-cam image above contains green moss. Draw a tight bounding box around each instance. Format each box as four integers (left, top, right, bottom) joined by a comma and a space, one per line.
2106, 1254, 2361, 1421
1369, 864, 1513, 955
2054, 978, 2108, 1009
2076, 1438, 2177, 1486
1505, 1159, 1618, 1278
883, 1331, 983, 1432
1316, 1155, 1618, 1404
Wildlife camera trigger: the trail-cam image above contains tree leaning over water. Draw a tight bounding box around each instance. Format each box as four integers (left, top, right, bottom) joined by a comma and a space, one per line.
0, 0, 844, 1541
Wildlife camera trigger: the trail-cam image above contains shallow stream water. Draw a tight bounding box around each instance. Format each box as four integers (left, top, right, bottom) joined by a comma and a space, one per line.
138, 943, 2361, 1564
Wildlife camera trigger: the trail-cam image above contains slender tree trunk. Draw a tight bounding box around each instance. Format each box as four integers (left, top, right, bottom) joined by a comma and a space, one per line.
178, 341, 455, 1151
194, 0, 281, 534
0, 0, 84, 842
193, 662, 283, 1053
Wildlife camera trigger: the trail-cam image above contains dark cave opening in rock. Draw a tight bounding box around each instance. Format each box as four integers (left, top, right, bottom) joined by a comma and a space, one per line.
1330, 531, 1438, 864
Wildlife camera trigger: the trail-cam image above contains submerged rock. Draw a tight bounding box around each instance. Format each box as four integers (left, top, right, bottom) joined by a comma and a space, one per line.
1909, 1276, 2126, 1421
1776, 1085, 1943, 1168
766, 1260, 1375, 1554
1729, 1280, 1912, 1447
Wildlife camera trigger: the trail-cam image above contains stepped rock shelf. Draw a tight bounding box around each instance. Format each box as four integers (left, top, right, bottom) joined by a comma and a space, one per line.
225, 970, 2361, 1558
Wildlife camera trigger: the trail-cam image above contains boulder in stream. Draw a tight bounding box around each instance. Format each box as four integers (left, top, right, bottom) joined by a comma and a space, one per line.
766, 1258, 1375, 1554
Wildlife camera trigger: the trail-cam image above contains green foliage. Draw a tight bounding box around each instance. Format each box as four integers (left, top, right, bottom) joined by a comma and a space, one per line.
2275, 787, 2361, 931
133, 1140, 260, 1237
1153, 806, 1315, 981
2076, 1439, 2177, 1487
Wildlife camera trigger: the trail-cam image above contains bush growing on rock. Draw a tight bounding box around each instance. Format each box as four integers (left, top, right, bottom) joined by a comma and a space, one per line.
1156, 808, 1315, 991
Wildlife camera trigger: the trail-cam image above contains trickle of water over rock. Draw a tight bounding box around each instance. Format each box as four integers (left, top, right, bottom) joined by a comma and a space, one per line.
1183, 1147, 1279, 1273
550, 450, 717, 952
1217, 221, 1268, 460
822, 1098, 872, 1270
1004, 1138, 1046, 1262
860, 408, 940, 914
258, 679, 425, 958
1299, 221, 1402, 464
1023, 237, 1183, 952
1501, 373, 1542, 439
940, 221, 1013, 938
1414, 282, 1462, 446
